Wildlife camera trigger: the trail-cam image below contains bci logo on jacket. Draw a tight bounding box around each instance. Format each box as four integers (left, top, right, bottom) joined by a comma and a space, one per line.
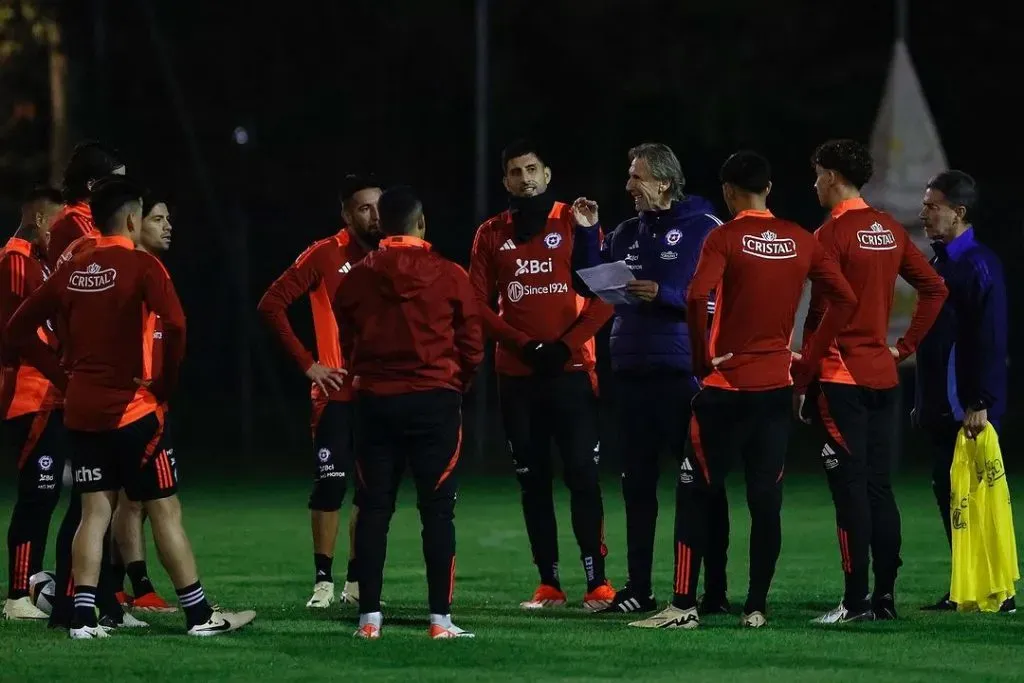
514, 258, 553, 276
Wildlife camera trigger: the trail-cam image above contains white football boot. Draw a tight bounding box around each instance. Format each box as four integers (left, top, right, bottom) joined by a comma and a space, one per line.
187, 610, 256, 637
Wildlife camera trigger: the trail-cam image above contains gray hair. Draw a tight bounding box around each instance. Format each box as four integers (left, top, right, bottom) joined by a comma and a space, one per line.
629, 143, 686, 200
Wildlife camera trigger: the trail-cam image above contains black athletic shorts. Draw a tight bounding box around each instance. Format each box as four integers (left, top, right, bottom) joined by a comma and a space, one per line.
68, 410, 176, 501
311, 399, 358, 504
3, 408, 68, 498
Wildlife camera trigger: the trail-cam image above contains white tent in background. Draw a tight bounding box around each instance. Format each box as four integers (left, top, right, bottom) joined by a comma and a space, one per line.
862, 37, 948, 346
861, 39, 948, 226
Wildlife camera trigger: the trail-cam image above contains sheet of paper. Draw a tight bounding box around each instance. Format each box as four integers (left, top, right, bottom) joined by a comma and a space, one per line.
576, 261, 638, 305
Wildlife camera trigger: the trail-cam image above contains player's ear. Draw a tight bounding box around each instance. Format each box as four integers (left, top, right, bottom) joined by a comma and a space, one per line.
765, 180, 773, 198
502, 175, 512, 194
33, 210, 44, 229
543, 166, 552, 185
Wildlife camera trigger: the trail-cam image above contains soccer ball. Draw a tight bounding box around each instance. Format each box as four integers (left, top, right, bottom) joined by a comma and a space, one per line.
28, 571, 56, 615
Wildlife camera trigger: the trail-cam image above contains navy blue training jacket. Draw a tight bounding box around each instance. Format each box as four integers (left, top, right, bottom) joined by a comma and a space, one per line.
574, 196, 722, 373
914, 227, 1008, 424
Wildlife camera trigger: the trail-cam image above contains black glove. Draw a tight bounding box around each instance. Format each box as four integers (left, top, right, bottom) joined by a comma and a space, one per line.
531, 341, 571, 376
521, 340, 544, 369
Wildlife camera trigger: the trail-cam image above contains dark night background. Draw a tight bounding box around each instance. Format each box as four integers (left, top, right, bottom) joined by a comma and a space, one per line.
1, 0, 1020, 477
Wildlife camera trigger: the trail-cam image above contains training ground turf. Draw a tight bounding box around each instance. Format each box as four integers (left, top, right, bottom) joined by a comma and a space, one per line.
1, 473, 1022, 682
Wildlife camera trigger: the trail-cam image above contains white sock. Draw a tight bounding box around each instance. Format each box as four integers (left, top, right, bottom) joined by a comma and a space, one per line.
359, 612, 382, 627
429, 613, 452, 628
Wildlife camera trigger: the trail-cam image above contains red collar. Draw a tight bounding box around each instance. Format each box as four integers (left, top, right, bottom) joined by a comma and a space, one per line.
379, 235, 431, 250
94, 235, 134, 250
2, 237, 33, 257
501, 201, 566, 225
734, 209, 774, 219
830, 197, 869, 219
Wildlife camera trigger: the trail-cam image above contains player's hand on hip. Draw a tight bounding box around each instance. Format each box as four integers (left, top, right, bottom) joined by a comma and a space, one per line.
888, 345, 900, 360
626, 280, 659, 302
963, 407, 988, 439
697, 352, 732, 381
306, 362, 348, 393
134, 377, 166, 401
571, 197, 599, 227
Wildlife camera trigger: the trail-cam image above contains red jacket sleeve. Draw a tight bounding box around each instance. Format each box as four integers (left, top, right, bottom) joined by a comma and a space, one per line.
685, 228, 729, 379
894, 238, 948, 360
801, 223, 838, 342
2, 273, 66, 391
468, 226, 531, 348
0, 255, 45, 363
450, 263, 485, 390
141, 256, 186, 402
560, 297, 613, 350
257, 246, 322, 372
793, 242, 858, 391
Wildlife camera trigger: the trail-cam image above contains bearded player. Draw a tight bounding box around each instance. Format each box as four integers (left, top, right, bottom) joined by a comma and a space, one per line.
258, 175, 383, 608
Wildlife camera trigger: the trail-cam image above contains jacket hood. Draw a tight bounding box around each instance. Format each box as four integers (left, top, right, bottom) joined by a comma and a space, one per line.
640, 195, 718, 227
366, 246, 444, 301
675, 195, 718, 219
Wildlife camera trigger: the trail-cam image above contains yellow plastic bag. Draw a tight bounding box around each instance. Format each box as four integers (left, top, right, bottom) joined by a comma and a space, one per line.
949, 424, 1020, 612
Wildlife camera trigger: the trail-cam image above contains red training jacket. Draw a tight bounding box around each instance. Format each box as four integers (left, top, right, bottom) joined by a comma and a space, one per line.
469, 201, 612, 379
0, 237, 62, 419
803, 197, 948, 389
334, 235, 484, 396
47, 202, 98, 268
686, 209, 858, 392
257, 228, 368, 403
4, 235, 185, 431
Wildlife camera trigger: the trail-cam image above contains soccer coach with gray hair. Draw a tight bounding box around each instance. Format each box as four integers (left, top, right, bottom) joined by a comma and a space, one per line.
573, 143, 731, 614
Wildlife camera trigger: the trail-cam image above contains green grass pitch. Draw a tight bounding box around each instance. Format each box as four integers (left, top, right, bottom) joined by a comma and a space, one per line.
2, 473, 1022, 682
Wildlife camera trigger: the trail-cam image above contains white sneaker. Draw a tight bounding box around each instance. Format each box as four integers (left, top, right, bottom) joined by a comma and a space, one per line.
99, 613, 149, 629
812, 602, 875, 625
741, 611, 767, 628
187, 610, 256, 636
428, 614, 474, 639
353, 612, 381, 639
340, 581, 358, 605
120, 612, 150, 628
306, 581, 335, 609
340, 582, 385, 607
628, 605, 699, 629
69, 624, 111, 639
2, 597, 49, 621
